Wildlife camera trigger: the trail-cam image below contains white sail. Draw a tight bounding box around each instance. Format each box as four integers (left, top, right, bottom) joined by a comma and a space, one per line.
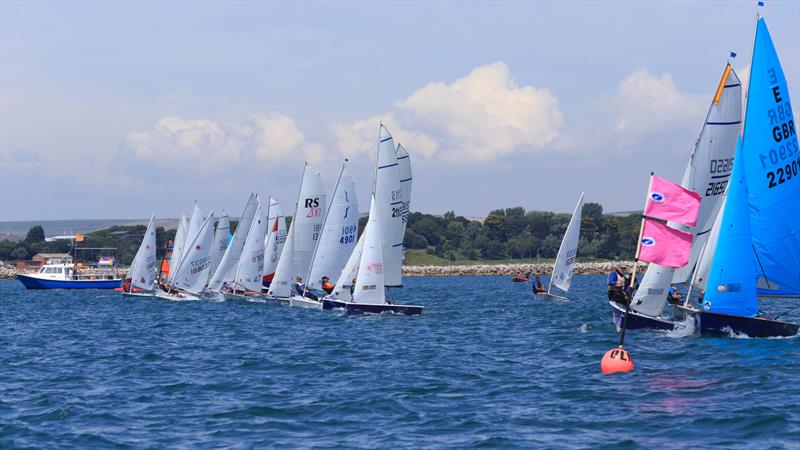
375, 125, 404, 287
396, 143, 412, 241
549, 193, 583, 293
209, 211, 230, 277
328, 232, 365, 302
262, 197, 287, 287
207, 193, 258, 291
129, 213, 157, 291
185, 203, 204, 248
233, 201, 269, 292
168, 213, 188, 283
268, 224, 296, 298
307, 162, 359, 290
268, 164, 326, 298
692, 195, 725, 292
353, 195, 386, 305
172, 211, 215, 294
631, 65, 741, 317
673, 66, 742, 283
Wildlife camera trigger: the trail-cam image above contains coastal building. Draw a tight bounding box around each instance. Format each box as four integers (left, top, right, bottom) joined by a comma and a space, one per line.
32, 253, 72, 265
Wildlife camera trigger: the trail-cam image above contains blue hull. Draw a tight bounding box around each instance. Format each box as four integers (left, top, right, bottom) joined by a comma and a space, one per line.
17, 274, 122, 290
697, 310, 799, 338
610, 301, 674, 331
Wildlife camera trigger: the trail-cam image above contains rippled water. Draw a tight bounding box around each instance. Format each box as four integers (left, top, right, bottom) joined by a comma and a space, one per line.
1, 276, 798, 448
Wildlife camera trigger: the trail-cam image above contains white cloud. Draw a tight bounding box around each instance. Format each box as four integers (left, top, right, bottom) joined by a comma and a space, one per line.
612, 70, 706, 139
121, 113, 323, 172
330, 113, 439, 160
332, 62, 563, 162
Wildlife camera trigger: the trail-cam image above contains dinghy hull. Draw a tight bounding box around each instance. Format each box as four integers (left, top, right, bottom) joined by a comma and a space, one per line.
537, 293, 567, 301
696, 310, 799, 338
154, 290, 201, 301
609, 301, 674, 331
289, 296, 323, 310
343, 303, 423, 316
321, 299, 347, 310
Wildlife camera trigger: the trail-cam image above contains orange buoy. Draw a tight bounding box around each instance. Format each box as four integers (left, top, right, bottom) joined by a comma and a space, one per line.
601, 347, 634, 374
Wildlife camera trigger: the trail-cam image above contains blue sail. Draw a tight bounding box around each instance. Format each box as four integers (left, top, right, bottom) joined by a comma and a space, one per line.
703, 138, 759, 317
743, 18, 800, 297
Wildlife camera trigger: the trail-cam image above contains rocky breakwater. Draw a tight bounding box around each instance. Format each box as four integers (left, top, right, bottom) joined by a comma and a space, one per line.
402, 261, 647, 277
0, 261, 16, 280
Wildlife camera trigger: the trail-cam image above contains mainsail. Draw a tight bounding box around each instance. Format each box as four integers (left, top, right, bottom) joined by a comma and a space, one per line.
129, 213, 157, 291
307, 162, 359, 290
548, 193, 583, 294
396, 143, 413, 241
233, 200, 269, 292
353, 195, 386, 305
632, 65, 742, 317
262, 197, 287, 288
375, 125, 404, 287
209, 211, 230, 277
268, 164, 326, 298
207, 193, 258, 291
742, 18, 800, 297
172, 211, 216, 295
168, 213, 188, 283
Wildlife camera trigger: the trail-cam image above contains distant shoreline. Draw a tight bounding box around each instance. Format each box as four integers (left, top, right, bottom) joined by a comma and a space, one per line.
0, 260, 643, 280
402, 261, 643, 277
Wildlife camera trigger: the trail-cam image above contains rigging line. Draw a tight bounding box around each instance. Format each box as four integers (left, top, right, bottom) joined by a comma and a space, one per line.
752, 244, 772, 290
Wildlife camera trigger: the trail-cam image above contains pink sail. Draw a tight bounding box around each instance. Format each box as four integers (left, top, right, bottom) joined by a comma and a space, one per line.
644, 175, 702, 226
637, 220, 693, 268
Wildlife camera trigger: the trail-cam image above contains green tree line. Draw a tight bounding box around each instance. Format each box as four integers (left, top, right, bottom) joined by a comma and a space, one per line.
0, 203, 640, 265
403, 203, 641, 262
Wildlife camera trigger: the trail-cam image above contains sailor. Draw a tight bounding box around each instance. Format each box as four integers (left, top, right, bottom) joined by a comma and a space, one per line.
350, 277, 357, 296
531, 274, 546, 294
294, 277, 305, 296
666, 285, 683, 305
607, 265, 630, 305
321, 276, 334, 295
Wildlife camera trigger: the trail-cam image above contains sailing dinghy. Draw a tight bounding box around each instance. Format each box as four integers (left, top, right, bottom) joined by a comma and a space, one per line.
222, 198, 270, 301
207, 193, 258, 296
693, 17, 799, 337
538, 193, 583, 300
121, 213, 158, 296
618, 62, 741, 330
322, 194, 423, 315
156, 210, 216, 301
261, 197, 287, 291
266, 163, 327, 303
291, 161, 359, 309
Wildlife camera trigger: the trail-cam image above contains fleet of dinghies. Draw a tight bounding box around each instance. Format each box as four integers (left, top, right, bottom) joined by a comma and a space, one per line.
122, 124, 422, 315
117, 11, 796, 331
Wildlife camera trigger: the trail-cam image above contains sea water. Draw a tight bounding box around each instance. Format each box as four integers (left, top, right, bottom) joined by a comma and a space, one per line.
1, 276, 798, 448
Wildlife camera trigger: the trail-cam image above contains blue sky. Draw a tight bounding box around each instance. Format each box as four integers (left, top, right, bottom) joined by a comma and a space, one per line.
1, 0, 798, 220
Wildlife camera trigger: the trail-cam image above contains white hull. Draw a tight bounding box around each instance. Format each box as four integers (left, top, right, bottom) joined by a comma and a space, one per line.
154, 290, 201, 301
289, 296, 323, 310
537, 292, 567, 301
122, 291, 155, 298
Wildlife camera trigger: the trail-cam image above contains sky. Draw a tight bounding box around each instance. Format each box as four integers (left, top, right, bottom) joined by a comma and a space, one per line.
1, 0, 798, 221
